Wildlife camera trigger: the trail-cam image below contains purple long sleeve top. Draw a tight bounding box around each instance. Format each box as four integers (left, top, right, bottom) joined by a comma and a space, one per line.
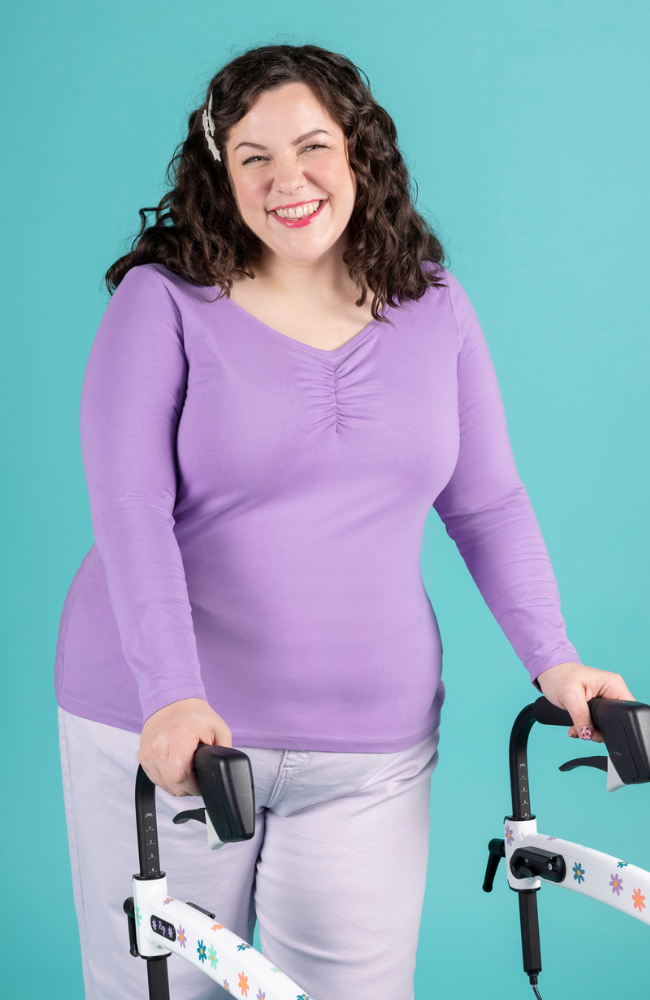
54, 263, 580, 750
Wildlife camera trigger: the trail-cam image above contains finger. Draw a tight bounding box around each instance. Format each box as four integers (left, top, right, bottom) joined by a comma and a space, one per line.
138, 753, 167, 789
568, 724, 603, 742
597, 673, 635, 702
164, 740, 202, 796
561, 688, 595, 742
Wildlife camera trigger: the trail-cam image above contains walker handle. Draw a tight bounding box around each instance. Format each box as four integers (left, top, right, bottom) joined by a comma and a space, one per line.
533, 696, 650, 785
193, 744, 255, 843
532, 696, 604, 729
532, 697, 573, 728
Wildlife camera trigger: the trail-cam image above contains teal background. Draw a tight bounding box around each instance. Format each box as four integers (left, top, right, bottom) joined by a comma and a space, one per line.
1, 0, 649, 996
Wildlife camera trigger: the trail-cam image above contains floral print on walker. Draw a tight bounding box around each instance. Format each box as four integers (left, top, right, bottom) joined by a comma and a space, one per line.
572, 862, 586, 884
609, 874, 623, 896
632, 888, 646, 912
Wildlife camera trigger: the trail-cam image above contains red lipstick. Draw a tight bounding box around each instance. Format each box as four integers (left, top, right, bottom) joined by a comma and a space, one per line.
269, 199, 327, 228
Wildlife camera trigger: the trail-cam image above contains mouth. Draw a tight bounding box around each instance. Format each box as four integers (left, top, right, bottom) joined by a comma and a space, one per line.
269, 199, 327, 228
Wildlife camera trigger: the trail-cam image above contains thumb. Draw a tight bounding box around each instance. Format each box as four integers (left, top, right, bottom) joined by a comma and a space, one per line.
561, 688, 600, 743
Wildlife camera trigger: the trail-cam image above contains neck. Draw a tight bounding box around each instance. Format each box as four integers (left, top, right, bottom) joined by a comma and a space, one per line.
253, 233, 358, 309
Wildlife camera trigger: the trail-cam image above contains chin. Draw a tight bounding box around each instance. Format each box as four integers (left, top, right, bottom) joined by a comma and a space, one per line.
269, 230, 344, 265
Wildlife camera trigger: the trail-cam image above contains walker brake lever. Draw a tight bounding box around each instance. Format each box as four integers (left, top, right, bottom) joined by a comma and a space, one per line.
559, 756, 608, 774
560, 753, 627, 792
172, 808, 207, 825
482, 838, 506, 892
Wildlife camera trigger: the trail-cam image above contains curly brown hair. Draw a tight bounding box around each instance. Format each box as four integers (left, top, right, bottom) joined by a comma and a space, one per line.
105, 44, 445, 319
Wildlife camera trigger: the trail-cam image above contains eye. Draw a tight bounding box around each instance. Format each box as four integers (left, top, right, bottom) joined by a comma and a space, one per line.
241, 154, 268, 165
301, 144, 330, 154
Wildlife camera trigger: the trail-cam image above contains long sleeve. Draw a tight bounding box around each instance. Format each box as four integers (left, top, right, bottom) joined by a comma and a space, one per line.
80, 266, 207, 720
433, 274, 581, 683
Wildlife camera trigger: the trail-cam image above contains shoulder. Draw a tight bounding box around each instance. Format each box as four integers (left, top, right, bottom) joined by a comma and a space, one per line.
398, 267, 484, 356
112, 263, 218, 314
418, 266, 469, 308
408, 266, 472, 319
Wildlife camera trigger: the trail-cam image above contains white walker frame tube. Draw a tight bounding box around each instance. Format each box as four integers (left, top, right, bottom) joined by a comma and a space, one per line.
483, 696, 650, 998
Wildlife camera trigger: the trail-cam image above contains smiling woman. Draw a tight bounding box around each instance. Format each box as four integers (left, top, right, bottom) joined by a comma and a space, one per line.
56, 41, 633, 1000
105, 45, 444, 326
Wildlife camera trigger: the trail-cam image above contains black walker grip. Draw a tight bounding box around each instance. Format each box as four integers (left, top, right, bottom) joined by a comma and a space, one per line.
532, 697, 574, 728
533, 696, 608, 732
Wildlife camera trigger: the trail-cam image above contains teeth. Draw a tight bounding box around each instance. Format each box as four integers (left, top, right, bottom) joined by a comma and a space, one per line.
274, 200, 321, 220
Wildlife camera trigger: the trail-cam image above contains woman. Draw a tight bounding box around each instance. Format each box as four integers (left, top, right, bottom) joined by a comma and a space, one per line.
55, 44, 633, 1000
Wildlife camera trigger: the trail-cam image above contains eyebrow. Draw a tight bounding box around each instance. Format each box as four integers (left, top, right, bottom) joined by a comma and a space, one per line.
233, 129, 331, 152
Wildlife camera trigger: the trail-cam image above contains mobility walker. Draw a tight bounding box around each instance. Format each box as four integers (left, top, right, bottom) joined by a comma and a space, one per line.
123, 697, 650, 999
123, 744, 311, 999
483, 696, 650, 998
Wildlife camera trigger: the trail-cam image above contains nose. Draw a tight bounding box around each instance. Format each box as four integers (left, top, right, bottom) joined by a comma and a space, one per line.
272, 154, 306, 197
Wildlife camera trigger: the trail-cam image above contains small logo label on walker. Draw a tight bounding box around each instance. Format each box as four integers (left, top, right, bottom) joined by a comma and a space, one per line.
151, 915, 176, 941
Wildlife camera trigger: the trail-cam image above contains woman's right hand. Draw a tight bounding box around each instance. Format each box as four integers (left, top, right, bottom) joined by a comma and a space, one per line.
138, 697, 233, 796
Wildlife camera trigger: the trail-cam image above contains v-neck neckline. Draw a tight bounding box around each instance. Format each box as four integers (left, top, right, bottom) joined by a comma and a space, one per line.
223, 297, 382, 361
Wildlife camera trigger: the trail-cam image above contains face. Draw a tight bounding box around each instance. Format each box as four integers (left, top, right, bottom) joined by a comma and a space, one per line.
225, 82, 357, 265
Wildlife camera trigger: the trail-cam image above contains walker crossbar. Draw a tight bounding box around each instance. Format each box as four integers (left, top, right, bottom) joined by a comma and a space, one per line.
483, 696, 650, 997
124, 745, 312, 1000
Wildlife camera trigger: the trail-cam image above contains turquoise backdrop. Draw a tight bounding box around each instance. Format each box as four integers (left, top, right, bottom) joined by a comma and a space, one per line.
1, 1, 648, 997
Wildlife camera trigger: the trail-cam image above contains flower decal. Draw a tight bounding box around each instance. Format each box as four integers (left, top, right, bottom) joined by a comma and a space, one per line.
163, 897, 173, 905
197, 940, 207, 963
256, 991, 266, 1000
238, 972, 250, 995
610, 874, 623, 896
237, 942, 252, 951
572, 862, 586, 884
208, 945, 218, 969
296, 995, 311, 1000
135, 906, 142, 927
223, 980, 230, 992
177, 925, 186, 949
211, 923, 224, 931
271, 967, 282, 973
547, 837, 557, 841
617, 861, 629, 868
505, 825, 514, 846
632, 888, 646, 912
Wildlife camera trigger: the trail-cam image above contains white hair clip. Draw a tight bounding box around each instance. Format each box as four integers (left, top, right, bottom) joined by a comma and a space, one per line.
202, 92, 221, 161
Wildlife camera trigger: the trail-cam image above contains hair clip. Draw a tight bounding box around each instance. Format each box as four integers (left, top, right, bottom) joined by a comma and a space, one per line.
202, 92, 221, 162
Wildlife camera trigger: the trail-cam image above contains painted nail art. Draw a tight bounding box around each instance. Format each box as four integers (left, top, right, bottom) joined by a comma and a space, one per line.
581, 726, 593, 741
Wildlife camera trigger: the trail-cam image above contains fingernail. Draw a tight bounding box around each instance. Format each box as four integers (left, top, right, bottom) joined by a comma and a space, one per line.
581, 726, 593, 741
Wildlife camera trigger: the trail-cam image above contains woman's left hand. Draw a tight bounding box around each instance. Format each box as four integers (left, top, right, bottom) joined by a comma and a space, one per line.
537, 661, 635, 742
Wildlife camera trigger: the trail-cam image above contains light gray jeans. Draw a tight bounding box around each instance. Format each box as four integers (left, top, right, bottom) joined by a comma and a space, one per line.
59, 708, 439, 1000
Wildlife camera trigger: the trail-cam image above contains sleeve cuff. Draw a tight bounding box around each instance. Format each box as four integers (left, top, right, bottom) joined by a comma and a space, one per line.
527, 649, 583, 691
141, 683, 209, 723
